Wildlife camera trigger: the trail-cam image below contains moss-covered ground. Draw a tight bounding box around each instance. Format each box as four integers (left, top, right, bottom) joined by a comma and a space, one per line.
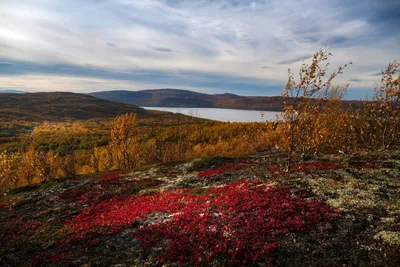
0, 150, 399, 266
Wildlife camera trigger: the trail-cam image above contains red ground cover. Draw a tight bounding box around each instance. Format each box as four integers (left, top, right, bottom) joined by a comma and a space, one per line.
63, 181, 339, 265
57, 174, 162, 205
0, 217, 42, 247
294, 162, 343, 173
100, 172, 121, 182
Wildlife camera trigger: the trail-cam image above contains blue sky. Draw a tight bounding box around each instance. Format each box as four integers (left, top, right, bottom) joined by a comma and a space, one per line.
0, 0, 399, 99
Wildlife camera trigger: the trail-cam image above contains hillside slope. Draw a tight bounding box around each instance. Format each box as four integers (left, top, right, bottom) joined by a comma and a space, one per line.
0, 151, 399, 266
91, 89, 364, 111
0, 92, 149, 122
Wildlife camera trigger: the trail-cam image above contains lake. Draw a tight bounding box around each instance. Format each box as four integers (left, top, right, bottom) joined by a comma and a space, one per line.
142, 107, 279, 122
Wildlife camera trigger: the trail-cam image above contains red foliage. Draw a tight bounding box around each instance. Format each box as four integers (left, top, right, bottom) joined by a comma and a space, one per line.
198, 164, 252, 178
0, 217, 42, 247
100, 172, 121, 182
294, 162, 342, 173
63, 181, 339, 265
0, 202, 10, 209
57, 186, 88, 202
22, 220, 41, 231
61, 189, 200, 244
57, 177, 162, 205
57, 173, 121, 202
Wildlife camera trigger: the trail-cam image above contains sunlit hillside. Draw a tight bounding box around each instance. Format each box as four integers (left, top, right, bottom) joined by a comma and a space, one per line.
1, 0, 399, 266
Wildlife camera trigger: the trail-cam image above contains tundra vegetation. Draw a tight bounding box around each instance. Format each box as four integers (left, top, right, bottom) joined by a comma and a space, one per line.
0, 51, 399, 266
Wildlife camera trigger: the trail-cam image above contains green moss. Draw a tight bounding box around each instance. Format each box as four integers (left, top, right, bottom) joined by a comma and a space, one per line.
307, 172, 381, 212
374, 231, 400, 246
8, 184, 41, 195
381, 217, 396, 226
39, 178, 68, 190
386, 200, 400, 217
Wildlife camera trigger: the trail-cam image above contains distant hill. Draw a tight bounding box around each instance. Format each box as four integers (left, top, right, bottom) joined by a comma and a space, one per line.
0, 89, 25, 94
92, 89, 216, 108
0, 92, 149, 122
91, 89, 364, 111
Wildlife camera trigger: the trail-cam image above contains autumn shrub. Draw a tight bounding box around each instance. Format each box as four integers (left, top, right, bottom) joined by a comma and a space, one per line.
358, 62, 400, 150
90, 146, 114, 173
1, 119, 272, 190
312, 87, 358, 152
278, 49, 352, 171
0, 147, 74, 190
110, 113, 139, 170
18, 148, 60, 185
0, 151, 21, 190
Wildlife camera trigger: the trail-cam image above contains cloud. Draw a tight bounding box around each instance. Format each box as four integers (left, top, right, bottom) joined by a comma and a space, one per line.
0, 59, 281, 95
0, 0, 398, 98
277, 55, 313, 65
370, 69, 400, 76
224, 49, 236, 56
154, 47, 174, 52
325, 36, 349, 46
0, 61, 14, 65
370, 72, 382, 76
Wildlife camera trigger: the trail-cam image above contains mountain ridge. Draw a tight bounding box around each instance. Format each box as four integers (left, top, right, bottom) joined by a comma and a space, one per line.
91, 89, 364, 111
0, 92, 150, 122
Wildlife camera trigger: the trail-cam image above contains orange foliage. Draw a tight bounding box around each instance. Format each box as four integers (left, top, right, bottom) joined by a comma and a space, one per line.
360, 62, 400, 149
278, 49, 352, 171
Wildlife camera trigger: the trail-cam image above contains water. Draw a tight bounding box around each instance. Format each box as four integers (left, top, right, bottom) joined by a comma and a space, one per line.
142, 107, 279, 122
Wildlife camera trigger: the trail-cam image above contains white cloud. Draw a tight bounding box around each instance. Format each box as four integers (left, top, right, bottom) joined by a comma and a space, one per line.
0, 74, 236, 95
0, 0, 398, 97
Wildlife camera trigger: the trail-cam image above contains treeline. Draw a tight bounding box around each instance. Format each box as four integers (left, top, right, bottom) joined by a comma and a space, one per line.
0, 118, 267, 190
0, 50, 399, 190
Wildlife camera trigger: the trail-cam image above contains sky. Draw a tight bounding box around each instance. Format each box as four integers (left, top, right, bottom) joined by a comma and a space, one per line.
0, 0, 399, 99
